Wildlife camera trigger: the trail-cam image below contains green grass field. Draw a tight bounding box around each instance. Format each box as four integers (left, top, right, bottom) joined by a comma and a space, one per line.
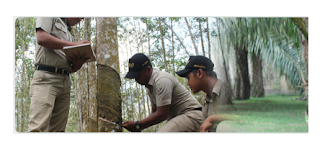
216, 95, 308, 132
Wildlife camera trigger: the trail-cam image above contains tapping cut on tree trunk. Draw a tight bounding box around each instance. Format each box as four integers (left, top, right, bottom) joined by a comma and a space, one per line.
96, 17, 122, 132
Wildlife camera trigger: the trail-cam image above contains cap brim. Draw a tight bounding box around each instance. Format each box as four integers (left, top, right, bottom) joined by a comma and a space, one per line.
125, 70, 141, 79
176, 69, 192, 77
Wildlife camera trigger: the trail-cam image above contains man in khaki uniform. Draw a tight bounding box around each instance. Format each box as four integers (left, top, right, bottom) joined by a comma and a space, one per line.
28, 17, 90, 132
122, 53, 203, 132
176, 55, 234, 132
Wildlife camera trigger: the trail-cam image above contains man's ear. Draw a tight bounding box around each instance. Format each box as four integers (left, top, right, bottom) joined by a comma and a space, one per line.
198, 69, 203, 78
147, 66, 152, 73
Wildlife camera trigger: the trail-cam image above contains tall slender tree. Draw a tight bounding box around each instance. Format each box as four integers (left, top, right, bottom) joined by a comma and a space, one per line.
185, 17, 199, 55
158, 17, 169, 72
206, 17, 211, 59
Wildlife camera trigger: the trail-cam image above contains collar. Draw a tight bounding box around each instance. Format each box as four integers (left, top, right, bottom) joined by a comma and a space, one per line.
146, 70, 157, 87
211, 79, 223, 96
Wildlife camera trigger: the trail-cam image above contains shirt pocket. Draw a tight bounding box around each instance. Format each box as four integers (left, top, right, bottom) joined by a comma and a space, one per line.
51, 20, 69, 41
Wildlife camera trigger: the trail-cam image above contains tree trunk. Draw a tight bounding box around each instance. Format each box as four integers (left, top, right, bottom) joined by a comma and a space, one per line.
297, 17, 308, 99
171, 19, 176, 76
130, 82, 135, 120
162, 19, 190, 56
20, 17, 27, 132
72, 24, 83, 131
217, 18, 234, 102
251, 49, 264, 97
158, 17, 168, 72
75, 19, 89, 132
96, 17, 121, 132
85, 18, 98, 132
136, 82, 141, 120
185, 17, 199, 55
145, 19, 151, 115
234, 45, 251, 100
141, 85, 146, 119
206, 17, 211, 59
198, 18, 205, 56
234, 68, 241, 100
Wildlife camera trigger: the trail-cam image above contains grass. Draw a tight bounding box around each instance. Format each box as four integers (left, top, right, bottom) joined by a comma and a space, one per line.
216, 95, 308, 132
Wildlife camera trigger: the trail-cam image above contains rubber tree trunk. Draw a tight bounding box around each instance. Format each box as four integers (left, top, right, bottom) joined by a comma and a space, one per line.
85, 18, 98, 132
96, 17, 122, 132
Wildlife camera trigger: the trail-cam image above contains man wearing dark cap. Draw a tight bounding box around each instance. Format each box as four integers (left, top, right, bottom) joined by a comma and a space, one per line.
122, 53, 203, 132
176, 55, 234, 132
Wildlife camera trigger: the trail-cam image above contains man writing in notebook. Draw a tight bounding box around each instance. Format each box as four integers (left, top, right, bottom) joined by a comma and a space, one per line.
28, 17, 89, 132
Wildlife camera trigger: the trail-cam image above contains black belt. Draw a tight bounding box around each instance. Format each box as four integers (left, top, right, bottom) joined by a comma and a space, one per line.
37, 65, 69, 76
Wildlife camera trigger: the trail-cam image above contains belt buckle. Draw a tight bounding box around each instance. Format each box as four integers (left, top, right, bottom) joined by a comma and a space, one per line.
55, 67, 58, 73
62, 69, 65, 75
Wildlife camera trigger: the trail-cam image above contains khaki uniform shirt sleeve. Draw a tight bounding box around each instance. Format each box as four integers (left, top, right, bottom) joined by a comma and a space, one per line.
146, 87, 157, 110
155, 78, 173, 107
36, 17, 54, 34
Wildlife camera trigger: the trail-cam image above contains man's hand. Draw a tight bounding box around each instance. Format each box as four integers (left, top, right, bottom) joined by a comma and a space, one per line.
73, 40, 90, 46
68, 51, 90, 72
122, 121, 141, 132
200, 119, 214, 132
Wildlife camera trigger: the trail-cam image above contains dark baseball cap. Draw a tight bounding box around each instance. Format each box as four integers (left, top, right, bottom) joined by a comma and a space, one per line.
125, 53, 152, 79
176, 55, 214, 77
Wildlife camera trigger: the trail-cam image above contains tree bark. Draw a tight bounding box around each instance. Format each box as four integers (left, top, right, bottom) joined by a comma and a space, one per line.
158, 17, 168, 72
76, 19, 89, 132
251, 49, 264, 97
171, 19, 176, 76
206, 17, 211, 59
85, 18, 98, 132
145, 19, 151, 115
72, 24, 83, 131
297, 17, 308, 99
185, 17, 199, 55
20, 17, 27, 132
96, 17, 122, 132
234, 44, 251, 100
234, 68, 241, 100
198, 18, 205, 56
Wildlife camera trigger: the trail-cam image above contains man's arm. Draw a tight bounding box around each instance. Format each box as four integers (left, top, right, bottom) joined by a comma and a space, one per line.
36, 29, 84, 49
200, 114, 229, 132
122, 104, 170, 131
36, 29, 90, 73
138, 104, 170, 130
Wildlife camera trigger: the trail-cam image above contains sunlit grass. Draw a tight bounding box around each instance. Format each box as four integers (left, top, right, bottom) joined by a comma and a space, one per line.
217, 95, 308, 132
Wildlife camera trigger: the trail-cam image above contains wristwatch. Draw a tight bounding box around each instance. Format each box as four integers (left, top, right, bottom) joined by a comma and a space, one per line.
135, 121, 141, 130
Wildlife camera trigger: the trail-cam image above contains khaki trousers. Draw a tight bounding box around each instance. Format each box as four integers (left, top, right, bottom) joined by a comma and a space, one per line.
157, 110, 203, 132
28, 70, 71, 132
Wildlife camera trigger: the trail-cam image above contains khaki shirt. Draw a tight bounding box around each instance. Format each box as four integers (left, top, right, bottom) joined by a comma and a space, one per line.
202, 79, 234, 119
145, 70, 202, 121
35, 17, 74, 72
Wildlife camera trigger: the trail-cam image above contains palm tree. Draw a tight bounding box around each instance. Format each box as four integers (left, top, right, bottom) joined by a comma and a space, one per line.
218, 17, 307, 100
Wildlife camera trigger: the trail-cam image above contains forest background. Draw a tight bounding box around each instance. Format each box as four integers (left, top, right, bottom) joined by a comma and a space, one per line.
3, 1, 320, 144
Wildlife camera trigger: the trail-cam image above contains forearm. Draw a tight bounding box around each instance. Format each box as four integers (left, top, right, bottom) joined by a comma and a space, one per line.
36, 30, 75, 49
139, 111, 167, 130
206, 114, 228, 124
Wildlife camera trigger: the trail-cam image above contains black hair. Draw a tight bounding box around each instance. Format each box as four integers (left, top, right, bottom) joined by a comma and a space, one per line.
191, 69, 217, 78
